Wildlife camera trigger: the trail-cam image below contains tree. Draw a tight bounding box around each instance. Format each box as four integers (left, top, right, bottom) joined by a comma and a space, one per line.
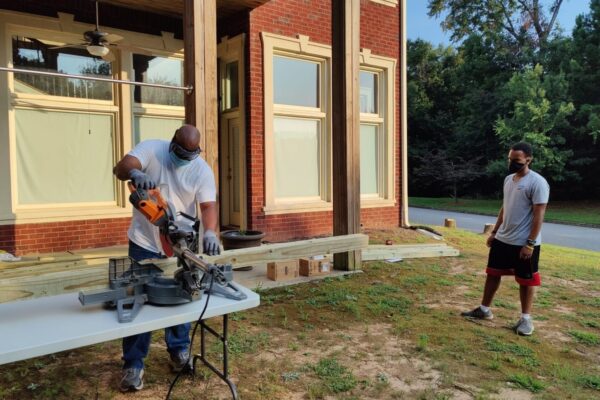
494, 64, 575, 180
428, 0, 565, 57
412, 150, 484, 201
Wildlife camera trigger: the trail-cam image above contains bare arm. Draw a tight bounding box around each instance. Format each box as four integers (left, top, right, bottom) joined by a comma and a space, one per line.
199, 201, 219, 232
487, 207, 504, 247
492, 207, 504, 233
528, 203, 547, 242
113, 155, 142, 181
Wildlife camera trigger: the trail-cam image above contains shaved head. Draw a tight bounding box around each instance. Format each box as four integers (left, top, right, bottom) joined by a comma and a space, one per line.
174, 124, 201, 151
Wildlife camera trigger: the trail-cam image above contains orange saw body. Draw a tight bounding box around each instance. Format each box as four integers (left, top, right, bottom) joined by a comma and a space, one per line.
127, 182, 175, 256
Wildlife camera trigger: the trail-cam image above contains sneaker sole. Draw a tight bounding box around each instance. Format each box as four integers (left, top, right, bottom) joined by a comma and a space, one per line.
170, 361, 193, 373
517, 327, 534, 336
120, 370, 144, 392
461, 313, 494, 320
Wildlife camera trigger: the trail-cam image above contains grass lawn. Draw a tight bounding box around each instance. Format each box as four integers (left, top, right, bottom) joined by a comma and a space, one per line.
1, 228, 599, 399
409, 197, 600, 227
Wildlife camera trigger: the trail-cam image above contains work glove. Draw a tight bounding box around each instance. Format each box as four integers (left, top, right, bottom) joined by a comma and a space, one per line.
203, 230, 221, 256
129, 169, 156, 190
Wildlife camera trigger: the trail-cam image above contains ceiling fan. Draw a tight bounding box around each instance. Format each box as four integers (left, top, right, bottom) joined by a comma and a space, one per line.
50, 1, 123, 61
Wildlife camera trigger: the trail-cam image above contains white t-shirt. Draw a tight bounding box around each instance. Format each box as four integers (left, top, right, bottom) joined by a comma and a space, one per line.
127, 140, 216, 254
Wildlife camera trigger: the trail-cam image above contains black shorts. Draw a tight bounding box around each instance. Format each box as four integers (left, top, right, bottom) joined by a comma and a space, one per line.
486, 239, 541, 286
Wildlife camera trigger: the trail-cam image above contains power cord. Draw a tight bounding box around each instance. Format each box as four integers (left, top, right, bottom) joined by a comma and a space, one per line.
166, 270, 215, 400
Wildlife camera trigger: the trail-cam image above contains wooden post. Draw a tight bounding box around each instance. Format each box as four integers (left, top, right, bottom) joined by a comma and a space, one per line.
444, 218, 456, 229
183, 0, 219, 184
483, 223, 495, 234
332, 0, 361, 271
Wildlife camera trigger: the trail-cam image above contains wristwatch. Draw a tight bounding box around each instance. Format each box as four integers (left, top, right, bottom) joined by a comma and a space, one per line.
526, 239, 536, 246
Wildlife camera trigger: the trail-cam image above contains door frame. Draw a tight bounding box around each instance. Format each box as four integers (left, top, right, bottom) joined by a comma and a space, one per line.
217, 34, 247, 229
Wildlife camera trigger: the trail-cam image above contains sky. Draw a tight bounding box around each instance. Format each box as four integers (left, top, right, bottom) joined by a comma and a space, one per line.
407, 0, 592, 46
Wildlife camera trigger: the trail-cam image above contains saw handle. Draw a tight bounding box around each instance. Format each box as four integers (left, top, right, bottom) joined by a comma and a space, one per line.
127, 182, 169, 227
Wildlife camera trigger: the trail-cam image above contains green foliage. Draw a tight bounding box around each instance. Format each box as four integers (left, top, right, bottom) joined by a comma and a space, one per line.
508, 373, 546, 392
410, 1, 600, 200
494, 64, 575, 181
568, 330, 600, 345
577, 374, 600, 390
310, 358, 357, 393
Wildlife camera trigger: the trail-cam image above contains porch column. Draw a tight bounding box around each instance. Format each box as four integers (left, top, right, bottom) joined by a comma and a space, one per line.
183, 0, 219, 184
331, 0, 361, 270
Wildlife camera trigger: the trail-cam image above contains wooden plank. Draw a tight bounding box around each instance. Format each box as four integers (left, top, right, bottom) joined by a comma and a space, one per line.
331, 0, 361, 271
0, 234, 368, 303
362, 245, 460, 261
203, 0, 219, 185
0, 247, 128, 271
151, 233, 369, 268
184, 0, 219, 184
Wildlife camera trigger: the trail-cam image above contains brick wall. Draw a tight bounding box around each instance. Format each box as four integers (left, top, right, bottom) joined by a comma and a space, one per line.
0, 217, 130, 256
243, 0, 402, 242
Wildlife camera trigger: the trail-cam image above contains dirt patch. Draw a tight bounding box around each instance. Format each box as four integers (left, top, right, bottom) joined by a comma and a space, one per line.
491, 388, 533, 399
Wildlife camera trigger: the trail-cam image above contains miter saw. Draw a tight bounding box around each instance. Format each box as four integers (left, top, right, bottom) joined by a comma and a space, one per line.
79, 183, 246, 323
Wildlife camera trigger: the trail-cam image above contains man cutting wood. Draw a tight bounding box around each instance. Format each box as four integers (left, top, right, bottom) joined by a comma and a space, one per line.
113, 124, 220, 392
461, 142, 550, 336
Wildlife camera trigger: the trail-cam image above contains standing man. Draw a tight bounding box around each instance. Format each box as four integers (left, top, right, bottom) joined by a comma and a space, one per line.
113, 124, 221, 392
462, 142, 549, 336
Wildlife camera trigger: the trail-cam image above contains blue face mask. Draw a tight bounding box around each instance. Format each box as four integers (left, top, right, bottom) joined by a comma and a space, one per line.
169, 150, 192, 168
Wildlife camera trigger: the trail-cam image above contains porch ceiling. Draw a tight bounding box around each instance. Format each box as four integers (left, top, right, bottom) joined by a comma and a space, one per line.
102, 0, 269, 19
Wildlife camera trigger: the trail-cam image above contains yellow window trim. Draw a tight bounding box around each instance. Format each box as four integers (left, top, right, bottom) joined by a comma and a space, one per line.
262, 32, 332, 212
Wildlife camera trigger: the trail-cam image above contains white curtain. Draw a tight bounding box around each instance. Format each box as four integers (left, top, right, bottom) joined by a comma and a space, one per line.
16, 108, 115, 204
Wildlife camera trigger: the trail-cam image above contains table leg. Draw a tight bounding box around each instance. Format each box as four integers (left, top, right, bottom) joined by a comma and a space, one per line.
193, 314, 239, 400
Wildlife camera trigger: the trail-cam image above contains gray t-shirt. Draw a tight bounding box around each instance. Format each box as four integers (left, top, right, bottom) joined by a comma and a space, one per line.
495, 170, 550, 246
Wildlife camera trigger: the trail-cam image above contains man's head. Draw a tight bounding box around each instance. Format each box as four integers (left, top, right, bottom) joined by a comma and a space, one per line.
508, 142, 533, 174
169, 124, 201, 167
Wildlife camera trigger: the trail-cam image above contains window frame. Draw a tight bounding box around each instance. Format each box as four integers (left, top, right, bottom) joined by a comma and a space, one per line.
359, 51, 396, 207
5, 24, 120, 213
0, 11, 185, 223
130, 52, 185, 145
262, 33, 332, 214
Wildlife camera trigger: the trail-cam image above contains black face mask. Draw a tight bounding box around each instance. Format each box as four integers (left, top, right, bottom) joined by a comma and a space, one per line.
508, 160, 526, 174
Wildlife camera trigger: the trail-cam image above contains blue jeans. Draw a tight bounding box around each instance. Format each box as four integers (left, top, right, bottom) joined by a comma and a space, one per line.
122, 241, 191, 369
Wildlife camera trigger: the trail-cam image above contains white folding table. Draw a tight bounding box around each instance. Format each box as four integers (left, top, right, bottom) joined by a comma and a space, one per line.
0, 284, 259, 399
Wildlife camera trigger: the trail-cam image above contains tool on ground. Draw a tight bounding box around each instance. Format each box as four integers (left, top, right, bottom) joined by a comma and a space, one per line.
79, 183, 246, 322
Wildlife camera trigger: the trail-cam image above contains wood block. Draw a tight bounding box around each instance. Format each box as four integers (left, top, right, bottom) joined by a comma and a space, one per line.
444, 218, 456, 228
483, 223, 495, 234
267, 260, 299, 281
299, 258, 332, 276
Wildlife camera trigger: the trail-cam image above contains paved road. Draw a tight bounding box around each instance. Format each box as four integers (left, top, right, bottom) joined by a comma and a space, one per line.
409, 207, 600, 252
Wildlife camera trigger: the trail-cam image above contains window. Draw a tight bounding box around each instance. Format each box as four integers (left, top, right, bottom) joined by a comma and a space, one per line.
360, 70, 382, 197
263, 33, 396, 212
358, 52, 396, 205
223, 61, 239, 110
10, 34, 118, 207
274, 117, 321, 198
132, 54, 184, 145
133, 54, 183, 106
12, 36, 113, 100
15, 109, 115, 204
273, 56, 319, 107
262, 33, 331, 212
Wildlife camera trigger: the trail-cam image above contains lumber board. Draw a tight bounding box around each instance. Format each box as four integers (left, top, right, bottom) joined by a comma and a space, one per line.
0, 234, 368, 303
0, 246, 127, 270
362, 244, 459, 261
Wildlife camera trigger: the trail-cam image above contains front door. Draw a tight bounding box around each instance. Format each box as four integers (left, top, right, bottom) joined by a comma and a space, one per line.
218, 35, 246, 229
